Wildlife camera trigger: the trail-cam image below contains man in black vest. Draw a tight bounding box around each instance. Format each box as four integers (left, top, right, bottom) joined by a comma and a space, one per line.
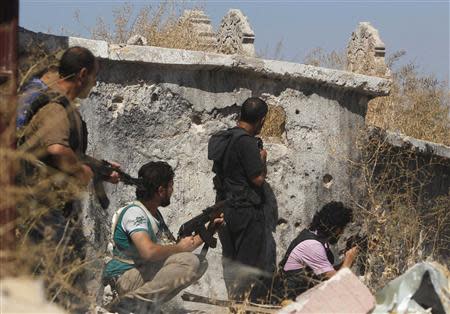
208, 97, 268, 301
271, 201, 358, 303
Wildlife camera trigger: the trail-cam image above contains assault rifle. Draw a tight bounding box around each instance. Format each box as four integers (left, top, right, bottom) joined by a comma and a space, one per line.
345, 234, 368, 251
256, 137, 264, 150
342, 233, 368, 274
81, 155, 143, 209
177, 200, 226, 256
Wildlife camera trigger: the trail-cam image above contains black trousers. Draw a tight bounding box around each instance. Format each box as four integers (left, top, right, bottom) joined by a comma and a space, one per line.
219, 206, 267, 302
27, 201, 89, 312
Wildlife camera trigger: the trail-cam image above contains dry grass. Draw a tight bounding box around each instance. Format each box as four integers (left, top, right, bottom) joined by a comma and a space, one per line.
366, 63, 450, 145
80, 2, 213, 52
350, 129, 450, 290
1, 144, 98, 311
304, 48, 450, 146
260, 104, 286, 140
304, 48, 450, 290
303, 47, 346, 70
1, 47, 98, 310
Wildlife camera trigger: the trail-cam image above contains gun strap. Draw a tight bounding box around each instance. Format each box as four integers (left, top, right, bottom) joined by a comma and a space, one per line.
93, 176, 109, 209
110, 201, 160, 262
198, 226, 217, 248
113, 256, 135, 265
200, 244, 209, 258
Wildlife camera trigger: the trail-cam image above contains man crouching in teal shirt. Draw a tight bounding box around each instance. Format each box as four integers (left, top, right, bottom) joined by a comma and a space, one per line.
103, 161, 222, 313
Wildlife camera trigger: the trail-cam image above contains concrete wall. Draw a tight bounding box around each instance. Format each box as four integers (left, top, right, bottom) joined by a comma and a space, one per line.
373, 129, 450, 262
19, 28, 391, 305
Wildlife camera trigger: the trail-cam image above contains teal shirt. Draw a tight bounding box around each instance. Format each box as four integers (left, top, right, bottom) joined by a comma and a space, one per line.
103, 202, 162, 279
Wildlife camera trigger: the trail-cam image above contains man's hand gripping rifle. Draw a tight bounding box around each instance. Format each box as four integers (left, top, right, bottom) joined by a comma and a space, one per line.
177, 201, 226, 257
82, 155, 143, 209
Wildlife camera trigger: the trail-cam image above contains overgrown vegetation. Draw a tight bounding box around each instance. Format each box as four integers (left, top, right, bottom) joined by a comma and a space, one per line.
348, 128, 449, 290
367, 60, 450, 146
1, 48, 97, 311
303, 48, 450, 146
78, 2, 212, 52
303, 47, 346, 70
1, 143, 96, 311
304, 47, 450, 289
3, 5, 448, 311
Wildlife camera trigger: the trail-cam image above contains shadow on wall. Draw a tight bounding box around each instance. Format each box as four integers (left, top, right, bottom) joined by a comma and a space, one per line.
263, 182, 278, 274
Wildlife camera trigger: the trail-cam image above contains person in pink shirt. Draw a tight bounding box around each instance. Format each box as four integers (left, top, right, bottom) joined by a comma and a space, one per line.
270, 201, 358, 303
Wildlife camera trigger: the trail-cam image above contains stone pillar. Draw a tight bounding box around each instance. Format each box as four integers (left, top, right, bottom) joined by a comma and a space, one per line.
347, 22, 390, 78
126, 34, 147, 46
216, 9, 255, 57
180, 10, 216, 50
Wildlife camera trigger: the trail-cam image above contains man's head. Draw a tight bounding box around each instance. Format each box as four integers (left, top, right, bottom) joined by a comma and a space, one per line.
239, 97, 268, 135
310, 201, 353, 244
59, 46, 98, 99
136, 161, 175, 207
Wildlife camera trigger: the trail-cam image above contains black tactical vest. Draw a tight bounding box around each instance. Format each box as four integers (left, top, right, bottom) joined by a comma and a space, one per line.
271, 229, 334, 303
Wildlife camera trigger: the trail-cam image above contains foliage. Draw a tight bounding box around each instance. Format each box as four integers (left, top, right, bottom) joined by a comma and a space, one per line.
351, 129, 449, 290
303, 48, 450, 146
80, 2, 212, 52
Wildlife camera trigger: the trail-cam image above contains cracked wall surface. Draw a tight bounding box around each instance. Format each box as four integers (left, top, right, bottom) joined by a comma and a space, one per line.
80, 64, 371, 301
19, 28, 391, 305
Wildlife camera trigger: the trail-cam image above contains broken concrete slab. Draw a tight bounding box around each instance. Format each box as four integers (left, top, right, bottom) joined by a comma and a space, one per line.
373, 262, 449, 314
383, 129, 450, 159
278, 268, 375, 314
107, 44, 391, 97
126, 34, 147, 46
68, 36, 109, 59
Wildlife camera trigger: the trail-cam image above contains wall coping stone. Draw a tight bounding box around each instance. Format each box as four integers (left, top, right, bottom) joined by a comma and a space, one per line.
24, 28, 391, 97
373, 127, 450, 159
108, 43, 390, 96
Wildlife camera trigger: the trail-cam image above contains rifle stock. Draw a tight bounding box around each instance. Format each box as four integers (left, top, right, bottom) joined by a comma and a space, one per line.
81, 155, 143, 209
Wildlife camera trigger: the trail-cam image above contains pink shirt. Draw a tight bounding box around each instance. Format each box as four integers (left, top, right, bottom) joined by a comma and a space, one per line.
283, 239, 334, 275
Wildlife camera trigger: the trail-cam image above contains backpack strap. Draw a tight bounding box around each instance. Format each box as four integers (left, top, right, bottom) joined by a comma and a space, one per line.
108, 203, 136, 264
18, 91, 84, 153
156, 209, 176, 242
222, 129, 249, 176
211, 128, 249, 196
109, 201, 163, 264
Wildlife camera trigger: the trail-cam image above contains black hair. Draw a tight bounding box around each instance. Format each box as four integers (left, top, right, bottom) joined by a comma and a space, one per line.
309, 201, 353, 238
59, 46, 96, 80
136, 161, 174, 201
240, 97, 268, 124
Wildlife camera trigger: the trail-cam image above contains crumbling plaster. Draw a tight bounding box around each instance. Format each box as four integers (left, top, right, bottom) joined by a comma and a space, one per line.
19, 28, 392, 301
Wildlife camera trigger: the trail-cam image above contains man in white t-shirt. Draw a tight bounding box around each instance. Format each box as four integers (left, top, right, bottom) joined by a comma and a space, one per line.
103, 161, 222, 313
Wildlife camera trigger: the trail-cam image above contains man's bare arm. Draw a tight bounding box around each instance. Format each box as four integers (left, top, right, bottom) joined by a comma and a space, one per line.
131, 232, 198, 262
323, 246, 359, 279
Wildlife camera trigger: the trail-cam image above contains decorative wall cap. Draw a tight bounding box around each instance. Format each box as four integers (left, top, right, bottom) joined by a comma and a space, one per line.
20, 27, 391, 97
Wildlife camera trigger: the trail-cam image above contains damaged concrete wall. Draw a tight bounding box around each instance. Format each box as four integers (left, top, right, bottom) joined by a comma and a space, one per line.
19, 28, 391, 301
369, 129, 450, 262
